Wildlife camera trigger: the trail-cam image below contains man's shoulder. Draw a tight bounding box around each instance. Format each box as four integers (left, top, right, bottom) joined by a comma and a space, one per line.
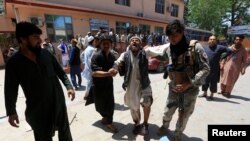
6, 52, 22, 68
7, 52, 20, 61
194, 42, 205, 52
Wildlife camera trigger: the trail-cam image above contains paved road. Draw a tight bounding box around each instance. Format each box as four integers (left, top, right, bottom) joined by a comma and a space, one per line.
0, 68, 250, 141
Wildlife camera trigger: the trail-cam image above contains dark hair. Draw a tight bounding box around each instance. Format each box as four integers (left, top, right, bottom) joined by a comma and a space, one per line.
16, 21, 42, 43
234, 35, 245, 40
99, 35, 112, 43
165, 20, 185, 36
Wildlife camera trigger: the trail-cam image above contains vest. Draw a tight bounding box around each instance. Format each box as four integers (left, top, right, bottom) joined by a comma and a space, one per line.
122, 50, 150, 89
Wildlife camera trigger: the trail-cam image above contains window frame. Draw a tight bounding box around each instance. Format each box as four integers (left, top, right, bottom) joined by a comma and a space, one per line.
115, 0, 130, 7
171, 4, 179, 17
45, 14, 73, 42
155, 0, 165, 14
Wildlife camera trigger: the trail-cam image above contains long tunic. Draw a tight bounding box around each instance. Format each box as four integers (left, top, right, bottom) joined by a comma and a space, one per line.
4, 49, 73, 136
91, 50, 116, 123
220, 45, 248, 89
123, 51, 152, 110
115, 44, 169, 110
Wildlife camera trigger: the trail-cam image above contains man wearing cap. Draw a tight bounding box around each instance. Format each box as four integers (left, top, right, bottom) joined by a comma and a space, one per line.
84, 32, 92, 49
91, 35, 118, 133
69, 38, 82, 90
82, 36, 95, 99
114, 36, 168, 135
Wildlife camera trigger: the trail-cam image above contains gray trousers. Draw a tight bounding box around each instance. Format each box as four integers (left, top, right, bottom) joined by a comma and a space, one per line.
162, 87, 199, 136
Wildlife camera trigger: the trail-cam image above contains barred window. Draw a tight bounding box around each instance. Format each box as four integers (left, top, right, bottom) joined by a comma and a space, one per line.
171, 4, 179, 17
155, 0, 165, 14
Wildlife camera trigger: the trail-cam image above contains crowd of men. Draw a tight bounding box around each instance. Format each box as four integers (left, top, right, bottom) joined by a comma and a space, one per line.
3, 20, 248, 141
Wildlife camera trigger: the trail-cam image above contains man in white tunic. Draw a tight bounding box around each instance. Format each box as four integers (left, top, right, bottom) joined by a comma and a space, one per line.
114, 36, 168, 135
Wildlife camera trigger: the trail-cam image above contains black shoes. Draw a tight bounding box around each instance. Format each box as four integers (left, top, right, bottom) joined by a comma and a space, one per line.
207, 96, 214, 100
133, 124, 141, 135
132, 123, 149, 135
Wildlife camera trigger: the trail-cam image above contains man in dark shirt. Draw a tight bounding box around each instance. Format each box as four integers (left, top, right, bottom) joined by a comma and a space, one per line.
69, 38, 82, 90
4, 22, 75, 141
91, 35, 118, 133
199, 35, 231, 100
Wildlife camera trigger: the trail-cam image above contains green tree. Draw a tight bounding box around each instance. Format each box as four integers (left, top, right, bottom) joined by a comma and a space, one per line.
188, 0, 229, 35
223, 0, 250, 26
188, 0, 250, 36
183, 0, 190, 25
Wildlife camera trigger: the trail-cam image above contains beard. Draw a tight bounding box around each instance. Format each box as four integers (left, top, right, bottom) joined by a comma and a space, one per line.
27, 43, 41, 55
130, 45, 141, 54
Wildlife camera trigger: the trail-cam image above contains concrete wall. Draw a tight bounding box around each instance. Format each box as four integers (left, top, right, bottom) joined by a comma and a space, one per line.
37, 0, 184, 22
2, 2, 168, 39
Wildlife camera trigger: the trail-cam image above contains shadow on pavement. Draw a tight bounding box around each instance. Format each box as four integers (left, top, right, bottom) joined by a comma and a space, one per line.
182, 134, 203, 141
92, 120, 125, 134
112, 123, 161, 141
112, 123, 136, 141
143, 123, 161, 141
114, 103, 129, 111
0, 116, 7, 119
230, 95, 250, 101
158, 130, 203, 141
205, 97, 240, 104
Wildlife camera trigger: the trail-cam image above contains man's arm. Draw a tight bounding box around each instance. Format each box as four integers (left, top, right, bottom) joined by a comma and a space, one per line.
57, 44, 63, 51
191, 43, 210, 87
52, 54, 75, 100
92, 70, 115, 77
113, 52, 126, 76
91, 53, 117, 78
220, 45, 232, 59
241, 49, 248, 75
4, 60, 19, 116
144, 43, 170, 58
4, 60, 20, 127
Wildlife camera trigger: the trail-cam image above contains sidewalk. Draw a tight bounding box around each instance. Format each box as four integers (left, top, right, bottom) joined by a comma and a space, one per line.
0, 67, 250, 141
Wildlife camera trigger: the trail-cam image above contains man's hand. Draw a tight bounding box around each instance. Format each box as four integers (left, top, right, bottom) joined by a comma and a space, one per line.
8, 114, 19, 128
108, 68, 118, 77
172, 82, 193, 93
67, 89, 75, 101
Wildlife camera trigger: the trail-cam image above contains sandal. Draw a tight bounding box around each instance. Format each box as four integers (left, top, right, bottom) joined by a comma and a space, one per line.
106, 124, 118, 133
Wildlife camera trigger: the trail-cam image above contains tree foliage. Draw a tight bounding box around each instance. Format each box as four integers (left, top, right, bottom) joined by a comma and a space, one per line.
187, 0, 250, 35
224, 0, 250, 26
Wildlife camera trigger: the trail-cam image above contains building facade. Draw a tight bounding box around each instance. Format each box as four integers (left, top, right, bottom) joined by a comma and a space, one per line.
0, 0, 185, 66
